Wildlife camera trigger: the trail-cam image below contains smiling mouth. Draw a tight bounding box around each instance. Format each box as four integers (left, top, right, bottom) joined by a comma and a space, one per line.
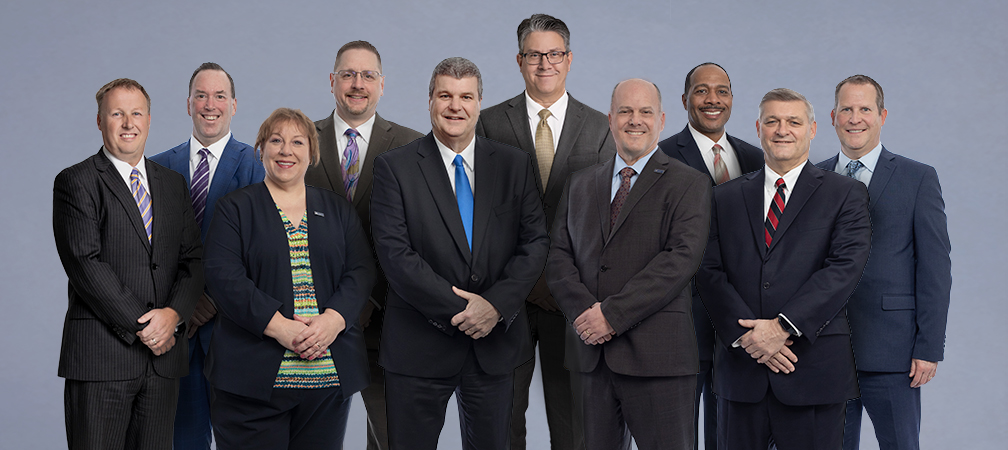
625, 130, 645, 136
846, 129, 865, 134
701, 108, 723, 119
201, 114, 219, 121
120, 133, 137, 139
276, 161, 295, 168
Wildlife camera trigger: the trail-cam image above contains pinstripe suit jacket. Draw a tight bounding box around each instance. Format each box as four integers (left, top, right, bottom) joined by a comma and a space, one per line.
53, 149, 204, 381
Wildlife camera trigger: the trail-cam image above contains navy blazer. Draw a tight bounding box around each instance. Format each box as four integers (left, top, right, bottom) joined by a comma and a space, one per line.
203, 183, 376, 402
696, 163, 871, 406
816, 148, 951, 371
370, 134, 550, 378
149, 135, 265, 242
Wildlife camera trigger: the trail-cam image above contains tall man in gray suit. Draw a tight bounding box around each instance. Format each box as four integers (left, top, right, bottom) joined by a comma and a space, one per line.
546, 79, 712, 450
54, 78, 203, 450
815, 75, 951, 450
475, 14, 615, 450
304, 40, 423, 450
149, 62, 265, 450
657, 62, 764, 450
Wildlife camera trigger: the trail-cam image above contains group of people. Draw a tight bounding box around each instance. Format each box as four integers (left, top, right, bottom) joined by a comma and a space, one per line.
53, 12, 951, 450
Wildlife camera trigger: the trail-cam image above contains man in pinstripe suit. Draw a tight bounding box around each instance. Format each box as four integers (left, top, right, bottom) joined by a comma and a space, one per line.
53, 78, 203, 450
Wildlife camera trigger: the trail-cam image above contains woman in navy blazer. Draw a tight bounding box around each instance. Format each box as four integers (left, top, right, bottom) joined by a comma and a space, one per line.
203, 108, 375, 450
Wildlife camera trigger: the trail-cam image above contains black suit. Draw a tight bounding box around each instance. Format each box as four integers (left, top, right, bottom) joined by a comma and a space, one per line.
476, 93, 615, 450
54, 149, 203, 450
696, 163, 871, 450
371, 134, 550, 450
304, 111, 422, 450
658, 126, 763, 450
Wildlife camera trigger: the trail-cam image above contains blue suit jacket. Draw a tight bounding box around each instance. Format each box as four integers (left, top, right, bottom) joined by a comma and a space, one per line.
816, 148, 951, 372
696, 163, 871, 406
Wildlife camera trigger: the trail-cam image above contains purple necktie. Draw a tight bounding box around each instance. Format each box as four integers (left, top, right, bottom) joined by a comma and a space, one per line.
191, 148, 210, 227
342, 129, 360, 201
130, 168, 153, 242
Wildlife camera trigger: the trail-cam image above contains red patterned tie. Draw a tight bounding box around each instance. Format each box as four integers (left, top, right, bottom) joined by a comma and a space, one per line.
764, 178, 786, 248
712, 144, 730, 185
611, 167, 636, 229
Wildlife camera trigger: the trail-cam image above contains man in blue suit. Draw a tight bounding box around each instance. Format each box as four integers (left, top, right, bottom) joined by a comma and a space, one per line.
816, 75, 951, 450
149, 62, 265, 450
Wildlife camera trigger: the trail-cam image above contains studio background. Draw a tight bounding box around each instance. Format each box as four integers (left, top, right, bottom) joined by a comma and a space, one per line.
1, 0, 1003, 448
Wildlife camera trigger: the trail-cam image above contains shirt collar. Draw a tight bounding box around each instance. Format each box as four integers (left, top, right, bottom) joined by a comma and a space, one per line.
435, 134, 477, 171
765, 160, 807, 192
334, 112, 376, 144
189, 131, 232, 161
613, 145, 659, 179
838, 142, 883, 174
525, 90, 568, 124
687, 122, 729, 153
102, 146, 148, 182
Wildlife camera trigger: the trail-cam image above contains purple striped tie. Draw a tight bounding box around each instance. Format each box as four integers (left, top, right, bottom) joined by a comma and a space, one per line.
191, 148, 210, 227
342, 129, 360, 202
130, 168, 153, 241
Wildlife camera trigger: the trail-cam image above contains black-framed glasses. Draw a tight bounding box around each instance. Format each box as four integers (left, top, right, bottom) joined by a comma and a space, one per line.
334, 70, 382, 83
521, 51, 568, 65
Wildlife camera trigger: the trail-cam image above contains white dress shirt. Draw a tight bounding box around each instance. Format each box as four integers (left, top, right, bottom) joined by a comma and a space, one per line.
435, 135, 476, 194
334, 113, 376, 169
688, 123, 742, 180
188, 131, 232, 184
525, 91, 568, 154
103, 147, 150, 193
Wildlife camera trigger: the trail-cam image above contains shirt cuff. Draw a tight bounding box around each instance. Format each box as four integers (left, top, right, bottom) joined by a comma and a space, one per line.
778, 313, 802, 337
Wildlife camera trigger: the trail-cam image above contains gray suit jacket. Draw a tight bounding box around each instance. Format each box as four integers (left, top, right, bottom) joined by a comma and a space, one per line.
305, 111, 422, 349
546, 150, 712, 376
53, 149, 203, 381
476, 93, 615, 231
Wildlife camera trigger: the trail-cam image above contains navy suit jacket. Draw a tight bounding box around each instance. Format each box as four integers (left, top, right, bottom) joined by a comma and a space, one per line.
816, 148, 951, 371
370, 134, 550, 378
659, 125, 764, 362
696, 162, 871, 406
202, 183, 376, 401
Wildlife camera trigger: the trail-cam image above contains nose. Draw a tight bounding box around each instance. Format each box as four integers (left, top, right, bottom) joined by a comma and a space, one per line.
351, 73, 365, 89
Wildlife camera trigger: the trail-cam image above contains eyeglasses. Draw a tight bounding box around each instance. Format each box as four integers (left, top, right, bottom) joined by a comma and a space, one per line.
521, 51, 569, 65
334, 70, 382, 83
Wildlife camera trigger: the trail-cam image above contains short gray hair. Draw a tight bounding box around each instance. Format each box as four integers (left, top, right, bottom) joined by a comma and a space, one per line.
759, 88, 814, 123
517, 14, 571, 53
428, 57, 482, 99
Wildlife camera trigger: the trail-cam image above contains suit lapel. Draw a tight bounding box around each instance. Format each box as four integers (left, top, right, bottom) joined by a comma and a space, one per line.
868, 147, 896, 212
726, 134, 762, 174
609, 151, 669, 241
676, 127, 714, 182
741, 169, 767, 259
356, 113, 393, 207
95, 151, 151, 251
315, 112, 348, 197
207, 136, 241, 210
547, 97, 585, 197
767, 163, 822, 255
417, 136, 472, 263
504, 96, 540, 190
147, 162, 167, 253
471, 138, 496, 261
594, 158, 615, 239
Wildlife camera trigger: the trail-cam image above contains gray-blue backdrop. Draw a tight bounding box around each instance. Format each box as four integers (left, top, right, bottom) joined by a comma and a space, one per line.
2, 0, 1004, 448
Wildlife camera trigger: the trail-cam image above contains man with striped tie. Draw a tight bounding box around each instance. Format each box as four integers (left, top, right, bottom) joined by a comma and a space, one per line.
54, 78, 204, 450
695, 88, 872, 450
149, 62, 265, 450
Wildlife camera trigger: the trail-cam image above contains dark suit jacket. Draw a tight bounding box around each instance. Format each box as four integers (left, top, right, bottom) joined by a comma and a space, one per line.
659, 125, 764, 363
54, 149, 203, 381
370, 134, 550, 378
546, 150, 712, 376
305, 111, 423, 349
696, 162, 871, 406
202, 183, 376, 402
476, 93, 615, 232
816, 148, 951, 371
149, 135, 265, 352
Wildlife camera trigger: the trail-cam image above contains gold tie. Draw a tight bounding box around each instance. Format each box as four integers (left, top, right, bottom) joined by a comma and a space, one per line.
535, 109, 555, 189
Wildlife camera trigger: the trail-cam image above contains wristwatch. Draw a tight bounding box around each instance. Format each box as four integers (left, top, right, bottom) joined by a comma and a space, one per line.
778, 316, 798, 337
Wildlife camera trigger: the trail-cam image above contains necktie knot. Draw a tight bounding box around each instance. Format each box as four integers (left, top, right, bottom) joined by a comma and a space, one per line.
775, 177, 786, 190
619, 167, 636, 180
130, 167, 140, 180
345, 128, 359, 140
198, 148, 209, 159
844, 160, 864, 179
712, 143, 723, 154
453, 154, 465, 168
538, 109, 552, 120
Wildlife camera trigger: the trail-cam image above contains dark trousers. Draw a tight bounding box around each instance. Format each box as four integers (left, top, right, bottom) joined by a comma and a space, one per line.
386, 348, 514, 450
578, 356, 695, 450
175, 321, 213, 450
843, 371, 922, 450
510, 303, 584, 450
717, 392, 844, 450
210, 386, 351, 450
695, 360, 717, 450
361, 348, 389, 450
65, 361, 179, 450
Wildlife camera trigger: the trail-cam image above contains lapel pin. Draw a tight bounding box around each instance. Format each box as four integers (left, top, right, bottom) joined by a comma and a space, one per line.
654, 169, 665, 174
314, 211, 325, 217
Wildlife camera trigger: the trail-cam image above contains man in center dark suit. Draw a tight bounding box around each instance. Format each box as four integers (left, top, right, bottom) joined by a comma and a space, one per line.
475, 13, 615, 450
657, 62, 763, 450
54, 78, 203, 450
149, 62, 265, 450
696, 88, 872, 450
547, 79, 712, 450
371, 57, 549, 450
303, 40, 423, 450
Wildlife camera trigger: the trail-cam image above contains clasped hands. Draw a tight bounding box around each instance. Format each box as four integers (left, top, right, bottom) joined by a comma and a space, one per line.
451, 286, 500, 339
737, 318, 798, 374
266, 309, 347, 360
137, 307, 179, 356
574, 302, 614, 345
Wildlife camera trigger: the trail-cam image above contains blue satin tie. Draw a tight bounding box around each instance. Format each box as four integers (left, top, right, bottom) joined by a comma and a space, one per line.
453, 155, 473, 250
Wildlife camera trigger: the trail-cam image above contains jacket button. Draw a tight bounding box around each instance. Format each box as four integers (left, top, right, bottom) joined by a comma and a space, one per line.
147, 302, 154, 308
763, 282, 770, 289
600, 265, 609, 272
471, 274, 479, 282
151, 263, 158, 270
